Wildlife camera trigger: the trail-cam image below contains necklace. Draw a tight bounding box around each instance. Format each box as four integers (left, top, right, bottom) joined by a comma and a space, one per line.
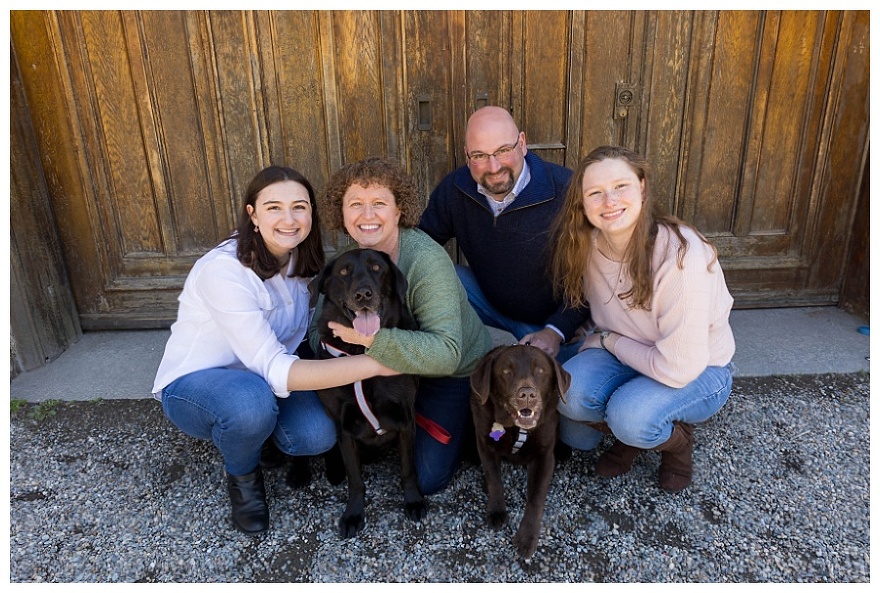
597, 234, 624, 263
594, 233, 626, 305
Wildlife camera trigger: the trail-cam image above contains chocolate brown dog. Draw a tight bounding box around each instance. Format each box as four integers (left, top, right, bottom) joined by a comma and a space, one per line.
469, 344, 570, 559
311, 248, 425, 538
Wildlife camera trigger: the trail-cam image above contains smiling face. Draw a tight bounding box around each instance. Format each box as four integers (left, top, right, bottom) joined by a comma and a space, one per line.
341, 183, 402, 255
247, 180, 313, 263
464, 106, 527, 200
581, 158, 645, 245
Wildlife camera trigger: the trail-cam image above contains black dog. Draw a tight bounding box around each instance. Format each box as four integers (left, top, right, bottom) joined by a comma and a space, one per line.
310, 248, 426, 537
470, 344, 570, 559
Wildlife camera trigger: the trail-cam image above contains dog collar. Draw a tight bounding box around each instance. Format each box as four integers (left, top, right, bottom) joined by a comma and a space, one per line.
512, 428, 529, 454
321, 341, 386, 436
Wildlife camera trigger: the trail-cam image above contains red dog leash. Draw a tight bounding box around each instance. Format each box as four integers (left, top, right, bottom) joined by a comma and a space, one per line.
321, 341, 451, 445
415, 414, 451, 445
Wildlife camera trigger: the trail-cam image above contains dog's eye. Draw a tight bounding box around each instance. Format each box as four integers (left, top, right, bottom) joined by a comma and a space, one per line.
339, 267, 349, 276
371, 263, 380, 272
501, 368, 511, 376
535, 367, 545, 374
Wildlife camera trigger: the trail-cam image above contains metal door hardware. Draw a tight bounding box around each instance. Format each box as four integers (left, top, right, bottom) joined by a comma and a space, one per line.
614, 82, 638, 120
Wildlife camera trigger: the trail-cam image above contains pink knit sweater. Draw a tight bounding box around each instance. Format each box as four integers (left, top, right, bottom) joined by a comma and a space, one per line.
585, 225, 736, 388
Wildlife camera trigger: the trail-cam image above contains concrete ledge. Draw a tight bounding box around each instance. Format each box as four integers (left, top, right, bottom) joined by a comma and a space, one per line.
8, 307, 870, 403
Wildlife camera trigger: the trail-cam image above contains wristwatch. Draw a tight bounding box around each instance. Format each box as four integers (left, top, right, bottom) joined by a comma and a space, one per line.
599, 331, 610, 350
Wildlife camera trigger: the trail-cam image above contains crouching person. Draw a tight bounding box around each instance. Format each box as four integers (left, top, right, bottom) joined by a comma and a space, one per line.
152, 166, 397, 533
547, 146, 736, 492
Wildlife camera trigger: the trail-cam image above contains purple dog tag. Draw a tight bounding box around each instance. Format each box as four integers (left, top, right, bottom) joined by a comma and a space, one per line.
489, 422, 506, 441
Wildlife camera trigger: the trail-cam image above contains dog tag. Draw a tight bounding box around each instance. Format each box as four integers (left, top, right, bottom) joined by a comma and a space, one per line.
489, 422, 506, 441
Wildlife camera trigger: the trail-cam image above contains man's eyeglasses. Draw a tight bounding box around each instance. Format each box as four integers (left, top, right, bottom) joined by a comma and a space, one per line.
466, 136, 521, 165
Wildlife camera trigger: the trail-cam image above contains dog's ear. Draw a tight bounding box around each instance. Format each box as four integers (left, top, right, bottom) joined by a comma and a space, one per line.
308, 260, 334, 308
551, 359, 571, 404
470, 346, 505, 405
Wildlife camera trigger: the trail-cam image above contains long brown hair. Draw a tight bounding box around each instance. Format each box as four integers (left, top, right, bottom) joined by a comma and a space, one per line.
229, 166, 325, 280
549, 145, 718, 310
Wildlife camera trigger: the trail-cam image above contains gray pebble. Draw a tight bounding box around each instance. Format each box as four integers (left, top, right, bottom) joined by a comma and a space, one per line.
9, 373, 869, 582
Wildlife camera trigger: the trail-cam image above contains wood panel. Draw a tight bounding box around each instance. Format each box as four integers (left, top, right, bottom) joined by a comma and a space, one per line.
806, 10, 869, 298
573, 10, 868, 307
517, 10, 570, 166
401, 10, 456, 204
9, 9, 870, 332
10, 43, 82, 375
641, 11, 693, 215
578, 11, 636, 152
839, 149, 869, 321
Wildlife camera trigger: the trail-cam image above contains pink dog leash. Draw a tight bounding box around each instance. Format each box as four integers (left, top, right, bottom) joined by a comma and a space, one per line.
321, 341, 386, 436
321, 341, 451, 444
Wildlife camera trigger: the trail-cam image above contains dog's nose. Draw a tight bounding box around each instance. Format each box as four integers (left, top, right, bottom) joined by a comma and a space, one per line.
517, 387, 538, 400
355, 287, 373, 302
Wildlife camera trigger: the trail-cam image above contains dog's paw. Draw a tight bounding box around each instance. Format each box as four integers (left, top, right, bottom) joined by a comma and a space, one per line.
404, 500, 428, 522
487, 510, 508, 530
339, 512, 365, 538
513, 529, 539, 560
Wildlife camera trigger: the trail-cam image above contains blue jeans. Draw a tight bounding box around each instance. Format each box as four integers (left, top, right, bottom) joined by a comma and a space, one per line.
414, 375, 472, 495
558, 348, 736, 450
455, 264, 581, 364
161, 368, 336, 476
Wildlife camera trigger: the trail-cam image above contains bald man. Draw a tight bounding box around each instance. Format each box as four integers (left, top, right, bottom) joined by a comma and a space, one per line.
420, 106, 591, 364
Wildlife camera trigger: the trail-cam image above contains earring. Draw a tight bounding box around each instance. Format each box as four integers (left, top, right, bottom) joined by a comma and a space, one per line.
254, 225, 259, 234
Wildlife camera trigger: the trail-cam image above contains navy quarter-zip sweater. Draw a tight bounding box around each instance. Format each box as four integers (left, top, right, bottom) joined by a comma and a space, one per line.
419, 152, 589, 341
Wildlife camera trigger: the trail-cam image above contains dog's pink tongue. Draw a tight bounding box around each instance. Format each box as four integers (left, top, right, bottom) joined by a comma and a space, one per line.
353, 311, 381, 336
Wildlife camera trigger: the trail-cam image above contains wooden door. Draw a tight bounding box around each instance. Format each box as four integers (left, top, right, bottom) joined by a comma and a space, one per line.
565, 10, 869, 307
427, 10, 870, 308
10, 10, 466, 328
10, 10, 869, 329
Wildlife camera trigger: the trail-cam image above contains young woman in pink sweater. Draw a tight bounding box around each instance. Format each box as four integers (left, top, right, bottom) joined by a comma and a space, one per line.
549, 145, 736, 492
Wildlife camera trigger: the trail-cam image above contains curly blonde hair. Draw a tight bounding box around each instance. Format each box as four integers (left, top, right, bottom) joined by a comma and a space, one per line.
319, 156, 422, 232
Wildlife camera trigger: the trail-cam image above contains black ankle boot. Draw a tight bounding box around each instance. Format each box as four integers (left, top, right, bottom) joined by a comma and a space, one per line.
227, 468, 269, 534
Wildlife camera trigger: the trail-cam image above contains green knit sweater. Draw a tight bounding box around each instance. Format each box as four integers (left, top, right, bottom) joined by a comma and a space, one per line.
310, 227, 492, 378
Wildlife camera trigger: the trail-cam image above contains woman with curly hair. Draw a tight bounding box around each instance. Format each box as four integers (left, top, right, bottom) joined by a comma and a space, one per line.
313, 156, 492, 495
549, 146, 736, 492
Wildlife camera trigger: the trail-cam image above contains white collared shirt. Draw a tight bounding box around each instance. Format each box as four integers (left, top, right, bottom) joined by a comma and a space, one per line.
152, 239, 310, 399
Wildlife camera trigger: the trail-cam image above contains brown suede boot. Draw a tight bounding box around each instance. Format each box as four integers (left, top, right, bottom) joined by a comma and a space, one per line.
653, 422, 694, 492
594, 439, 642, 478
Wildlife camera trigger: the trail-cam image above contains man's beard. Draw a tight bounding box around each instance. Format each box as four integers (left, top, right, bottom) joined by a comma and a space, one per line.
480, 167, 515, 196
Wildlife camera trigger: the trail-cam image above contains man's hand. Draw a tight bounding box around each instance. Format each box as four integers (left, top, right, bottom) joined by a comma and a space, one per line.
518, 327, 563, 358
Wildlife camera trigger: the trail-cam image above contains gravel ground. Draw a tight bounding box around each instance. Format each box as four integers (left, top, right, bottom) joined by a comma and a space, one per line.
8, 373, 870, 583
